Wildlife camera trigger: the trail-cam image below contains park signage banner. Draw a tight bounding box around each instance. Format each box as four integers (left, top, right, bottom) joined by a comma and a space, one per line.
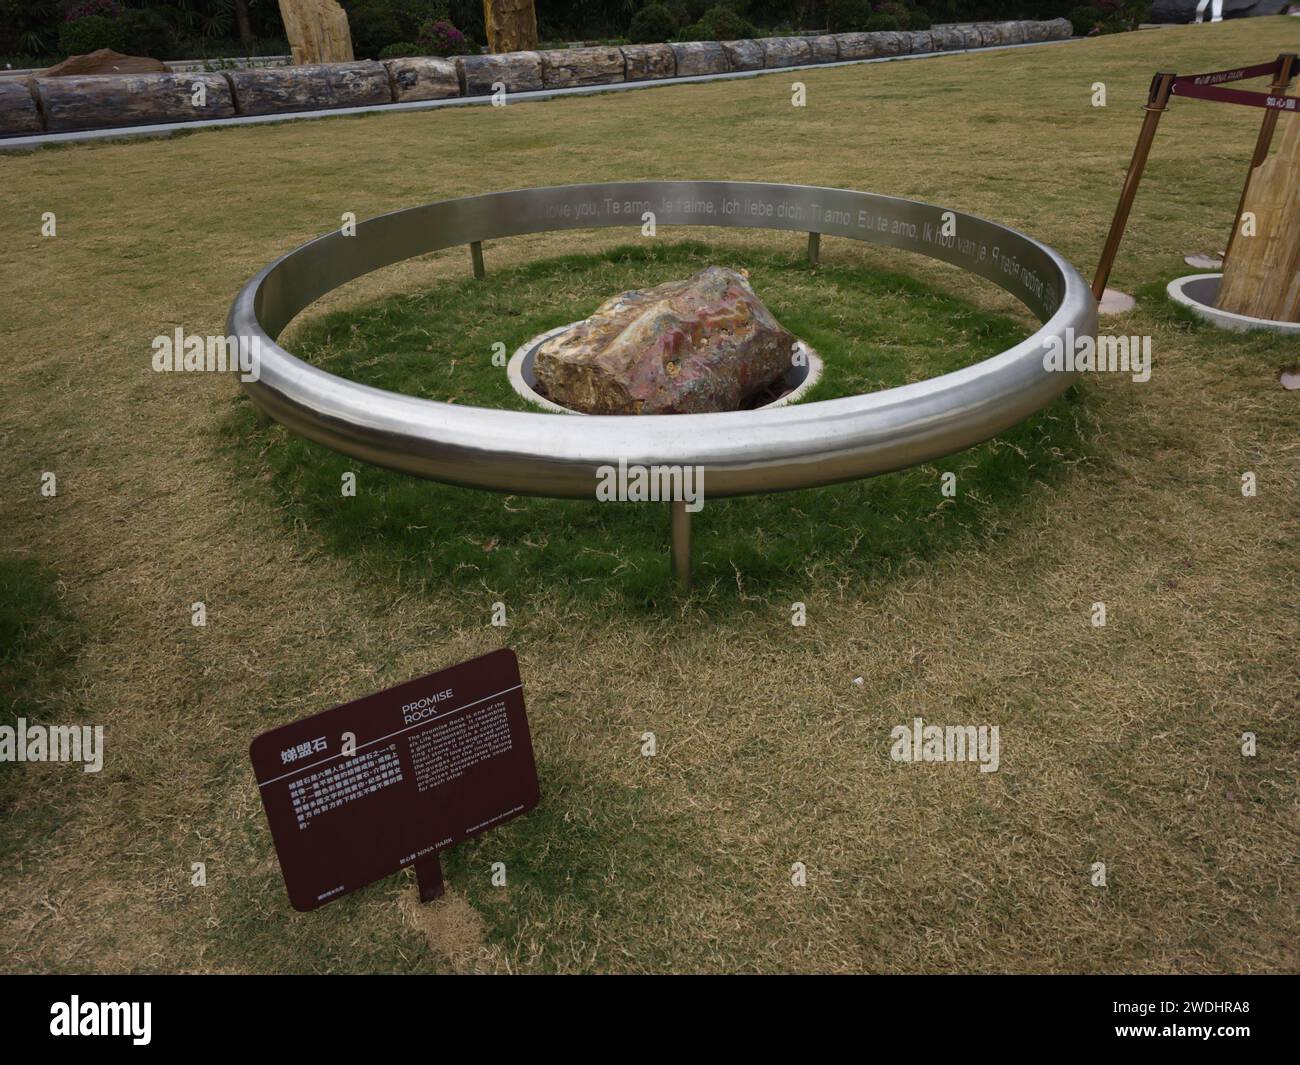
250, 648, 539, 911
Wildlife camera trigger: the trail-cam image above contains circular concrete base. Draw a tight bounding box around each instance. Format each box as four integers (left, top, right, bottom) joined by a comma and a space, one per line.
1167, 274, 1300, 335
1098, 287, 1135, 315
506, 325, 825, 414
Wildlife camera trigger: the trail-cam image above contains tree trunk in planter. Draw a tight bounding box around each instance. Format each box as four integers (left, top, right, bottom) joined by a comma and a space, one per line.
483, 0, 538, 54
277, 0, 354, 65
1217, 113, 1300, 323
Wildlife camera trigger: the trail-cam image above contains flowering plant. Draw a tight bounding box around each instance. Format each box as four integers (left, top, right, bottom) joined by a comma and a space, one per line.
417, 19, 469, 58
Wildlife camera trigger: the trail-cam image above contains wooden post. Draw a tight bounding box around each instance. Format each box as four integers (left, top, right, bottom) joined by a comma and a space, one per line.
1217, 108, 1300, 323
278, 0, 354, 66
1092, 72, 1176, 302
483, 0, 539, 54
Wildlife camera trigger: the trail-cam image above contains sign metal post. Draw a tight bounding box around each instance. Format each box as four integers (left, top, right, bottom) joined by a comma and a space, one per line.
415, 853, 446, 901
671, 499, 691, 591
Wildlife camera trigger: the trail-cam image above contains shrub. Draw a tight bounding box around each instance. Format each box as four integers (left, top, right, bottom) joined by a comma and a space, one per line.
1068, 5, 1102, 34
664, 0, 710, 25
1067, 0, 1147, 34
826, 0, 873, 32
829, 0, 929, 33
628, 3, 680, 44
680, 4, 756, 40
65, 0, 123, 20
58, 15, 126, 56
862, 12, 902, 31
447, 1, 484, 45
378, 41, 420, 58
1099, 0, 1149, 31
344, 0, 425, 59
120, 7, 176, 60
0, 0, 58, 58
874, 3, 911, 25
417, 18, 469, 56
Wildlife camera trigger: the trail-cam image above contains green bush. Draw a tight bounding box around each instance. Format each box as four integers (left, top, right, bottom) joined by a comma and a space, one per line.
830, 0, 931, 35
1068, 5, 1102, 34
343, 0, 427, 59
680, 4, 756, 41
58, 15, 126, 56
416, 18, 469, 56
862, 13, 902, 31
875, 3, 912, 25
628, 3, 680, 44
664, 0, 709, 26
120, 7, 176, 60
1089, 0, 1149, 32
2, 0, 60, 58
826, 0, 873, 32
378, 41, 420, 58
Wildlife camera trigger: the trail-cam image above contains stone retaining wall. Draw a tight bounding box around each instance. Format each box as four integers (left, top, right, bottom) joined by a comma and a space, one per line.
1, 20, 1071, 138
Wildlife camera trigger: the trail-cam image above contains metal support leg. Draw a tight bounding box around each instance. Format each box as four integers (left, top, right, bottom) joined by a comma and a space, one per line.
670, 500, 691, 591
470, 241, 485, 280
807, 231, 820, 266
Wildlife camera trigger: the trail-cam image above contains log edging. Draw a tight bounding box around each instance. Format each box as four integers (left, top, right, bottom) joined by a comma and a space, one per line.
1, 19, 1074, 138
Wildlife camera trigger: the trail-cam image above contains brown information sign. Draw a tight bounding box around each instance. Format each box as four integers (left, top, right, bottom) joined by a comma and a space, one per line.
250, 648, 539, 911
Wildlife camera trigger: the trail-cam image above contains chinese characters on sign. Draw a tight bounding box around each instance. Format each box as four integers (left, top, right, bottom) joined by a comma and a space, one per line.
250, 648, 539, 911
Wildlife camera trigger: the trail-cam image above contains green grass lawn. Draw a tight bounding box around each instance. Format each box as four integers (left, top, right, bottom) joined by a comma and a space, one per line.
237, 240, 1083, 607
1, 20, 1297, 974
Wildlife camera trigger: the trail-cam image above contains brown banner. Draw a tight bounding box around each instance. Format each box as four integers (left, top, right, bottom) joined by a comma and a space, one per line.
1172, 59, 1282, 90
1171, 80, 1299, 111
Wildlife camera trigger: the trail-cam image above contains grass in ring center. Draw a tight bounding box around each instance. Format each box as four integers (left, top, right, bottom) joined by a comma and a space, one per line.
228, 241, 1091, 609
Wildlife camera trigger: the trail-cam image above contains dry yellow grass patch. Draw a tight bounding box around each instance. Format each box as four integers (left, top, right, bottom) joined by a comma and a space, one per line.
0, 20, 1296, 973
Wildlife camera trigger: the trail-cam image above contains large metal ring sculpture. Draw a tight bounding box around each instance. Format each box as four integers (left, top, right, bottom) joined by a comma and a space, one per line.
229, 181, 1097, 585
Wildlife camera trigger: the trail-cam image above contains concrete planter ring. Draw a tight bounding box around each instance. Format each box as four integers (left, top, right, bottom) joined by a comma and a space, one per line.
1167, 273, 1300, 336
505, 324, 825, 415
227, 180, 1098, 585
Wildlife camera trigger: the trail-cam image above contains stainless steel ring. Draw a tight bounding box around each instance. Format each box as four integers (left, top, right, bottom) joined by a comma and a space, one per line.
228, 181, 1096, 500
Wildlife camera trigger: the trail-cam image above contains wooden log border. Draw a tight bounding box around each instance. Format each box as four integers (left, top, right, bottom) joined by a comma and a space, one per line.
2, 19, 1073, 137
36, 72, 236, 132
